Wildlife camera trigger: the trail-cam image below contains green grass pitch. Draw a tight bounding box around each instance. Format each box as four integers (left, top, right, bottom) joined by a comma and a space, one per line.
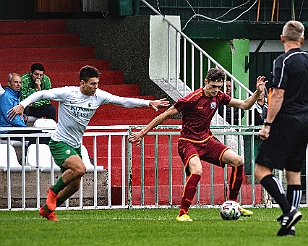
1, 208, 308, 246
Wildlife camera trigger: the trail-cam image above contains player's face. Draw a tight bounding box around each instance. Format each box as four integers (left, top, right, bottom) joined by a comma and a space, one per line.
204, 79, 223, 97
9, 75, 22, 92
81, 77, 99, 96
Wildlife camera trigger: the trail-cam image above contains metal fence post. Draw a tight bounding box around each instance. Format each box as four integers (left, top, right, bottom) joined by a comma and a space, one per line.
127, 128, 133, 209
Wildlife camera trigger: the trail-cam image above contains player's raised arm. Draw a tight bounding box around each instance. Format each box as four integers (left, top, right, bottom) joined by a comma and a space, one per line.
228, 76, 267, 110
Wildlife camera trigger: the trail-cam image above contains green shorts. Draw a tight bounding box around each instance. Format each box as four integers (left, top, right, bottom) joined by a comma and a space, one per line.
49, 139, 82, 172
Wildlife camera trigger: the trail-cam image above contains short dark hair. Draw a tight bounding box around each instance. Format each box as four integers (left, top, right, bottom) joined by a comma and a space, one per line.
31, 63, 45, 73
79, 65, 101, 82
206, 68, 225, 82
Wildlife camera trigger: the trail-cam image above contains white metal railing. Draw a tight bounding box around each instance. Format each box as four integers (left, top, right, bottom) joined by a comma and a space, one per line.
142, 0, 252, 94
1, 126, 307, 211
142, 0, 255, 126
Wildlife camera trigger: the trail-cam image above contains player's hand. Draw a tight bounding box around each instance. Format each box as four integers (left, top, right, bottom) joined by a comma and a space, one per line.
259, 125, 270, 140
128, 132, 144, 145
149, 98, 170, 111
7, 105, 25, 121
256, 76, 267, 94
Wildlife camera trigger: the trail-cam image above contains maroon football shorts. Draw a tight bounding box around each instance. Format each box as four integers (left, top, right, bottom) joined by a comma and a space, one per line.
178, 136, 229, 176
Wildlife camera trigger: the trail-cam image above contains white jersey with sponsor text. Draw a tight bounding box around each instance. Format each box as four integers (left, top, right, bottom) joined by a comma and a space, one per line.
20, 86, 150, 148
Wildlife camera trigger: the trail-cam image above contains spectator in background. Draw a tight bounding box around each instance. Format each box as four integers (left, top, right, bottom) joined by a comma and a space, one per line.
21, 63, 56, 121
218, 79, 244, 125
0, 73, 50, 145
250, 86, 268, 125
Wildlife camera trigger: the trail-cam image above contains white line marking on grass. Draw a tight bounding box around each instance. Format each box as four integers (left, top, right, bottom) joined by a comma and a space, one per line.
112, 217, 173, 221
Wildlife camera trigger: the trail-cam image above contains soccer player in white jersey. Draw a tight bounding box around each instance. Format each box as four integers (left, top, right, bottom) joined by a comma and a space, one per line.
8, 65, 170, 221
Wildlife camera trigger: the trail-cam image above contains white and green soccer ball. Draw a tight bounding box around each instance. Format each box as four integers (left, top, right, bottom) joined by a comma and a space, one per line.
220, 200, 241, 220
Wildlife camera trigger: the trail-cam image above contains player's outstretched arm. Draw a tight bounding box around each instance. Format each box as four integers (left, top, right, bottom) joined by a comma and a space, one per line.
149, 98, 170, 111
129, 106, 178, 145
129, 131, 145, 145
8, 89, 56, 121
228, 76, 266, 110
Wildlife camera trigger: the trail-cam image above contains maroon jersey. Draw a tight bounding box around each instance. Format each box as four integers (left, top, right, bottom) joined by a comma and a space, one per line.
174, 88, 231, 141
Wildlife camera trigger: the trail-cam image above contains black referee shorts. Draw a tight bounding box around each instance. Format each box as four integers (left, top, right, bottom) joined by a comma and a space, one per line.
256, 113, 308, 172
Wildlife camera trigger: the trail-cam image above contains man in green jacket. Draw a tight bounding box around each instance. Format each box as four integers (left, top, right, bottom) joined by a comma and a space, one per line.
21, 63, 56, 121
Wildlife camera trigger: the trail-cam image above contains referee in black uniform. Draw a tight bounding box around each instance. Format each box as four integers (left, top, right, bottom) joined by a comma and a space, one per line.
255, 20, 308, 236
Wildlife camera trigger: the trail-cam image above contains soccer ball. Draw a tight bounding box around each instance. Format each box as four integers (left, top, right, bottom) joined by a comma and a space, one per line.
220, 200, 241, 220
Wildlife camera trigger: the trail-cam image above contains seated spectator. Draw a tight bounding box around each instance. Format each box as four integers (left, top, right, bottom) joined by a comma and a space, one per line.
218, 79, 244, 125
0, 73, 50, 145
21, 63, 56, 121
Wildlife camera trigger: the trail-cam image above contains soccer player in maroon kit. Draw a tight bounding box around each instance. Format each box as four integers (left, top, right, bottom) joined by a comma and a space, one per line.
129, 68, 266, 221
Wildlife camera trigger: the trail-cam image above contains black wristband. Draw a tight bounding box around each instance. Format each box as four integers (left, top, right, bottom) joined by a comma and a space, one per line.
264, 122, 272, 126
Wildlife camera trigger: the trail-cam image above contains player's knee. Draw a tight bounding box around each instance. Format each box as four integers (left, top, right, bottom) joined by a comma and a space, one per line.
74, 163, 86, 178
64, 155, 86, 177
191, 167, 202, 176
188, 163, 203, 175
254, 167, 262, 181
196, 170, 203, 176
231, 155, 243, 167
78, 164, 86, 176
